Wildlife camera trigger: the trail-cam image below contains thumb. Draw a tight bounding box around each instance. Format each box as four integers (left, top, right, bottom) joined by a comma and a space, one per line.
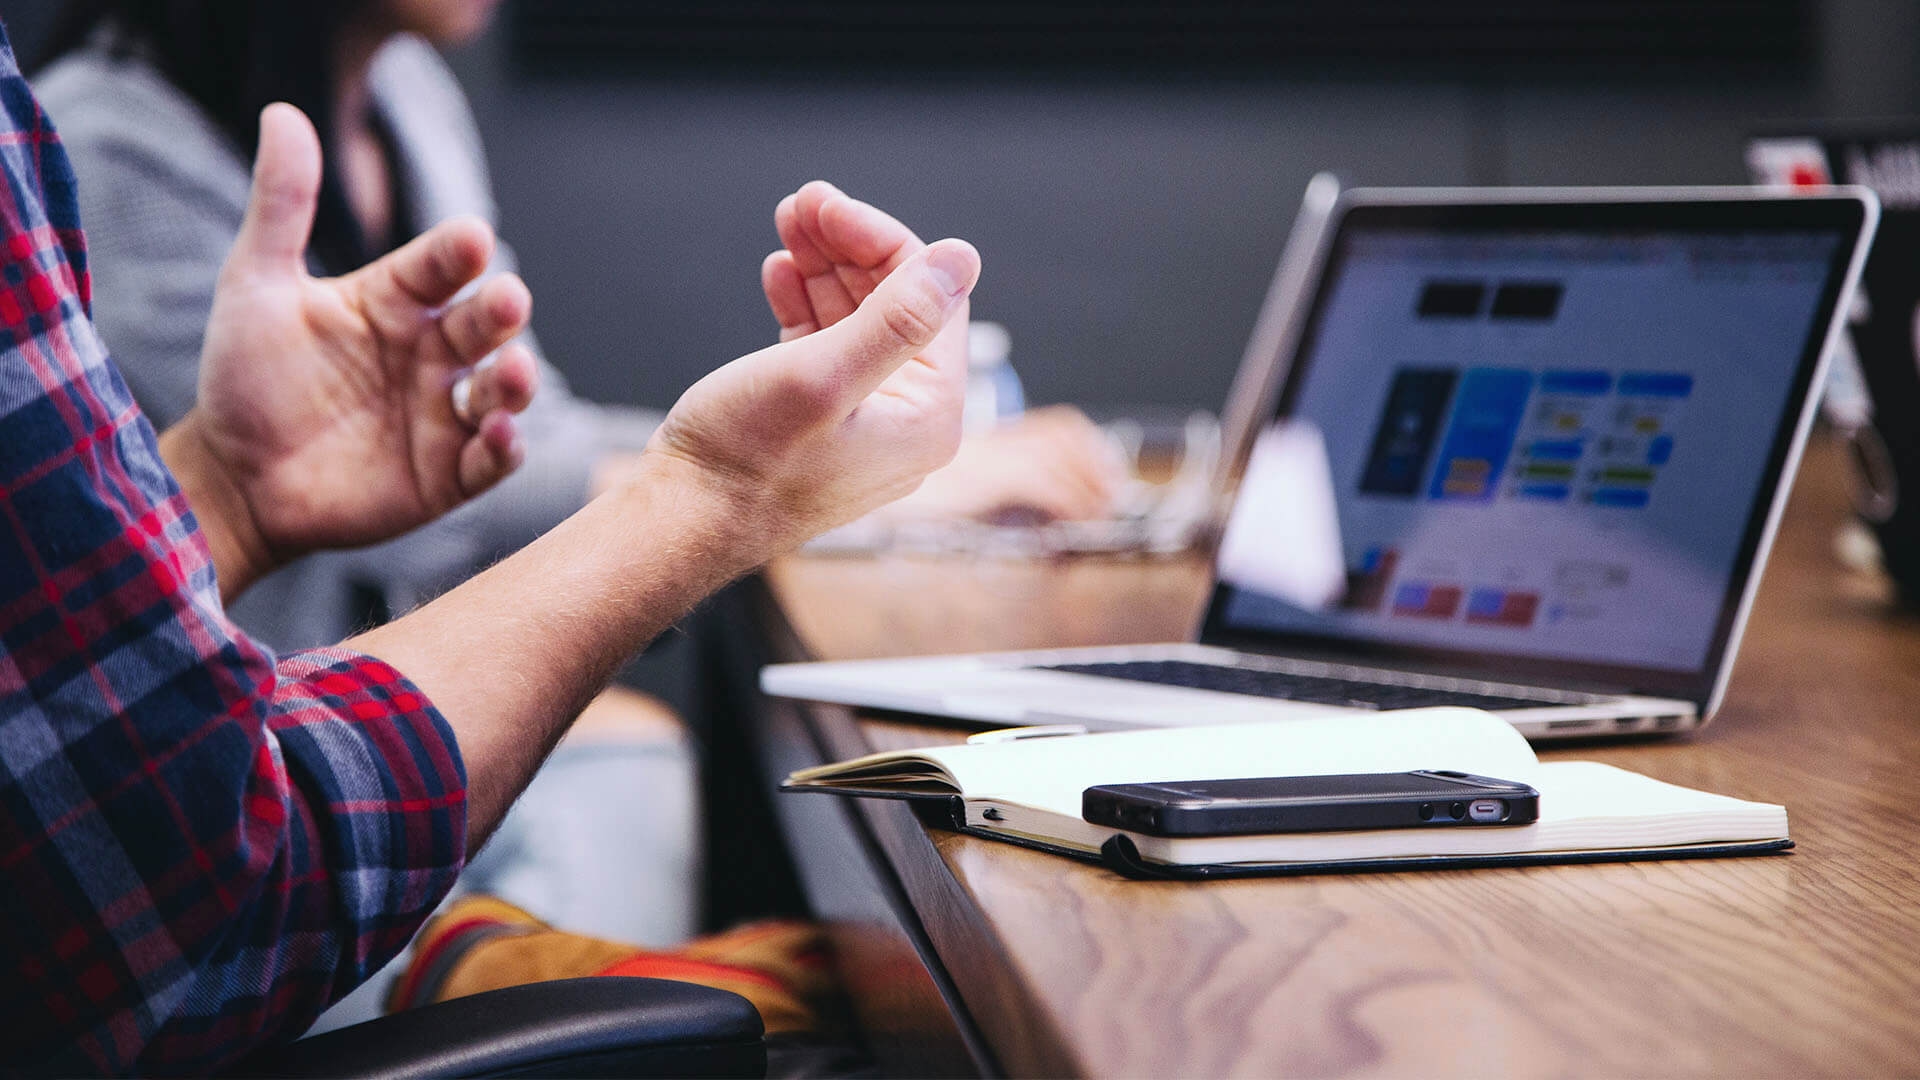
784, 239, 980, 406
229, 103, 321, 275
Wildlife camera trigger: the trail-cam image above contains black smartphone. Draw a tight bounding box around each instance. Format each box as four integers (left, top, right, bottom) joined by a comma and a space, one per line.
1081, 771, 1540, 837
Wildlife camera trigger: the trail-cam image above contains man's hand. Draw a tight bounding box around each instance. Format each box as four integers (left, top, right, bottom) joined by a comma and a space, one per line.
760, 180, 953, 347
357, 186, 979, 833
160, 104, 538, 599
761, 182, 1124, 525
641, 185, 981, 562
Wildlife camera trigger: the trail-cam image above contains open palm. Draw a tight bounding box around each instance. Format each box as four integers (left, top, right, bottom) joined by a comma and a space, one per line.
186, 104, 537, 560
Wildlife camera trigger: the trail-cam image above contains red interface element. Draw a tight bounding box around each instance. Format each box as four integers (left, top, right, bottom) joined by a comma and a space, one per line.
1465, 588, 1541, 628
1391, 582, 1464, 619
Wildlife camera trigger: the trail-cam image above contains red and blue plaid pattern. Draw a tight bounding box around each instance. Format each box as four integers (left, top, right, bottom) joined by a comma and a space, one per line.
0, 29, 466, 1076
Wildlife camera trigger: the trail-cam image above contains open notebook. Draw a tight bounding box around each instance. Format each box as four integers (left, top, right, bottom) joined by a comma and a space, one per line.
782, 708, 1790, 878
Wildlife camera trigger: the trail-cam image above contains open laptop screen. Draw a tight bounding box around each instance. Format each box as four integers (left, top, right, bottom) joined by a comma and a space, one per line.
1204, 196, 1866, 702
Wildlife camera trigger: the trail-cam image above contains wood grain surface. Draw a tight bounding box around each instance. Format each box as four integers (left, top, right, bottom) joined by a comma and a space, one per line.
763, 435, 1920, 1077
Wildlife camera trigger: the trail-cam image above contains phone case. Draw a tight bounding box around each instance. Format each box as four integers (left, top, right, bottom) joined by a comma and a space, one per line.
1082, 771, 1540, 836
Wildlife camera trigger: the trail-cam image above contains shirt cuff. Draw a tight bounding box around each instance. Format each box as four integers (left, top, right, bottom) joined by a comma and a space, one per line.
269, 647, 469, 979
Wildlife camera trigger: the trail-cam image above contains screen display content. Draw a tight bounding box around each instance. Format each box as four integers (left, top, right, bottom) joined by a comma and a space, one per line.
1218, 225, 1842, 675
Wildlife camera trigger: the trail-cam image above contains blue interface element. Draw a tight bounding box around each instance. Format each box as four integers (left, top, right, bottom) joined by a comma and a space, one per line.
1538, 370, 1612, 395
1527, 440, 1585, 461
1517, 483, 1572, 500
1618, 372, 1695, 397
1590, 488, 1652, 508
1426, 369, 1533, 501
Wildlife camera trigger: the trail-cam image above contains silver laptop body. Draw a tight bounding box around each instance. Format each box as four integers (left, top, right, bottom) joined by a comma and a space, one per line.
765, 185, 1878, 741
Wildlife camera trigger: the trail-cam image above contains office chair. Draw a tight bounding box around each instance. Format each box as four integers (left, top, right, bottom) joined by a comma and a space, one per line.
230, 977, 765, 1079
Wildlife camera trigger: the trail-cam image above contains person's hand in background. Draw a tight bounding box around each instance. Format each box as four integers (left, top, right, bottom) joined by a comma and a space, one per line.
879, 405, 1128, 523
160, 103, 538, 600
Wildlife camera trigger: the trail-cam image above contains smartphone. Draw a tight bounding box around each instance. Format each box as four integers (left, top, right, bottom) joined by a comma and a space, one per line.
1081, 771, 1540, 837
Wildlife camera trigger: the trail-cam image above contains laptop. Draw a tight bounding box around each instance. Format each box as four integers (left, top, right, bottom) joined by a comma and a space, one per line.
764, 187, 1878, 740
1749, 127, 1920, 605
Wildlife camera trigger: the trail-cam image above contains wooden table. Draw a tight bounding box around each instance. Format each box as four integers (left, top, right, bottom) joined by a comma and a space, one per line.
752, 434, 1920, 1077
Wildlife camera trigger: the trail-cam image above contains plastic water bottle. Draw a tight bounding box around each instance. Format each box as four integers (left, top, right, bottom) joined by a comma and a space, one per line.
964, 321, 1025, 434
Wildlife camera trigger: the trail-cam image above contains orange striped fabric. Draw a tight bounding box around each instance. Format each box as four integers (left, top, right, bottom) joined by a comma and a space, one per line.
393, 896, 838, 1035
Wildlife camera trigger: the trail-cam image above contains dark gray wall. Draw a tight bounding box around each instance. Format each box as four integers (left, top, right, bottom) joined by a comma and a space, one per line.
445, 1, 1919, 414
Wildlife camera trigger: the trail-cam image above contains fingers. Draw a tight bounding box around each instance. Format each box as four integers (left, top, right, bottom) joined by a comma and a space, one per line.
761, 251, 818, 342
815, 188, 921, 274
813, 188, 922, 323
784, 239, 981, 407
924, 407, 1127, 523
786, 180, 921, 273
776, 186, 860, 327
987, 444, 1117, 521
1010, 465, 1110, 522
439, 273, 532, 363
449, 345, 536, 500
456, 408, 526, 498
775, 181, 927, 329
1039, 452, 1124, 519
774, 187, 837, 277
1023, 407, 1130, 509
228, 103, 322, 275
894, 422, 1117, 523
1011, 460, 1118, 523
454, 343, 540, 424
374, 216, 498, 308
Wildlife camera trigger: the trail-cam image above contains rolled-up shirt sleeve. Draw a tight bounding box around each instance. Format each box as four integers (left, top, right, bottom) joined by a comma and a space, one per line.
1, 349, 470, 1076
120, 649, 468, 1073
268, 650, 467, 959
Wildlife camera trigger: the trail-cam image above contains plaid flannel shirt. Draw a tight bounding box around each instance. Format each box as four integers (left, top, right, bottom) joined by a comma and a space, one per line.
0, 30, 467, 1076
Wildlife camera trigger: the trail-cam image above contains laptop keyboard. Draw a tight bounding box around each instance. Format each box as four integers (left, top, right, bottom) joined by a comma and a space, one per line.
1034, 660, 1573, 712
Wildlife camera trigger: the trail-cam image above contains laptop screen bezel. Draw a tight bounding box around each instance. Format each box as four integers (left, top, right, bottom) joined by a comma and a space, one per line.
1196, 191, 1870, 705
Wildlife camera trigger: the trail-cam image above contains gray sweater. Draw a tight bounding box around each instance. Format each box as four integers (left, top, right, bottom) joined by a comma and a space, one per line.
37, 33, 662, 651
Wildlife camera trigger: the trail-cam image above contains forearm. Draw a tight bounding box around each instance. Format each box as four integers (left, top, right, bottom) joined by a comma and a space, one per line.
157, 412, 276, 602
347, 452, 762, 849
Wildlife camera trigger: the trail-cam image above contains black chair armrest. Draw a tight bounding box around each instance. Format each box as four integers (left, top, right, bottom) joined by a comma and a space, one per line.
231, 977, 765, 1079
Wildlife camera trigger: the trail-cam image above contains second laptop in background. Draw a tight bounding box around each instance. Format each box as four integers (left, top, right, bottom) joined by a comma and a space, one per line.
1750, 127, 1920, 606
